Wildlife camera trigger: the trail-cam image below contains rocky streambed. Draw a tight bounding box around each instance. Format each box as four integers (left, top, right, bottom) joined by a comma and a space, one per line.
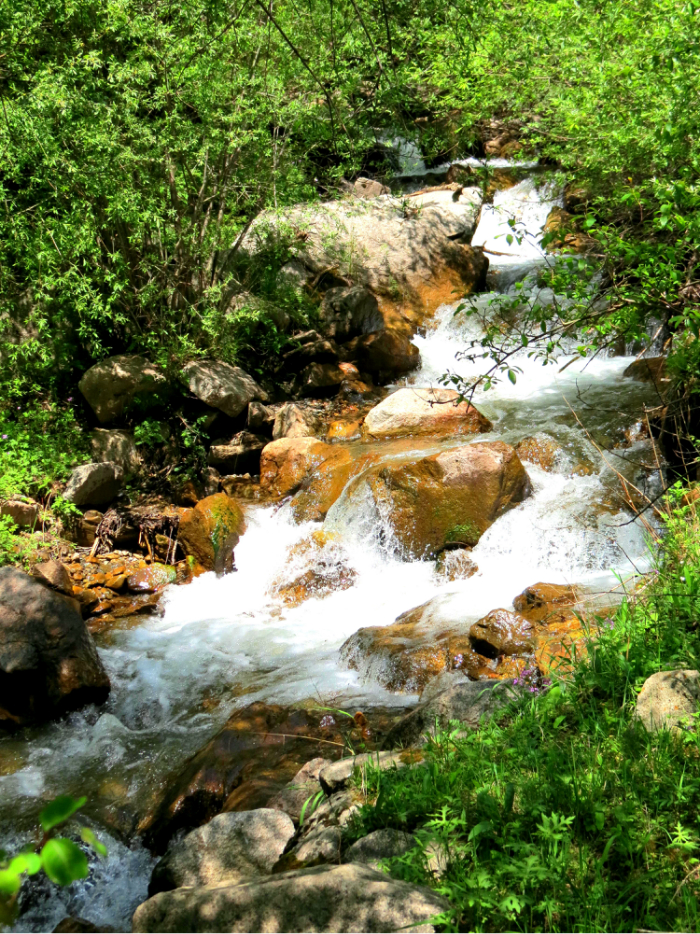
0, 166, 668, 932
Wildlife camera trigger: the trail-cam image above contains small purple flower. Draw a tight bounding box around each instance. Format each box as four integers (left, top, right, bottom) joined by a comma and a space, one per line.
1, 434, 7, 440
319, 714, 336, 729
67, 396, 74, 403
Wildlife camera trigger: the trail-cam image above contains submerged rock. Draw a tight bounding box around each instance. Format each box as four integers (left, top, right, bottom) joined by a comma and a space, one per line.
271, 533, 357, 607
177, 493, 245, 574
363, 388, 492, 439
623, 356, 668, 387
635, 670, 700, 733
132, 863, 449, 934
183, 359, 267, 418
0, 568, 110, 728
149, 809, 295, 895
79, 355, 166, 423
339, 441, 531, 558
514, 435, 562, 472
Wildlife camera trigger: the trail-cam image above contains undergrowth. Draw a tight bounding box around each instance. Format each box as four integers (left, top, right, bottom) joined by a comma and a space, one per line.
348, 491, 700, 932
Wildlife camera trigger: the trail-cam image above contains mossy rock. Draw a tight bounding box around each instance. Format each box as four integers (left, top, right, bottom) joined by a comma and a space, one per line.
178, 493, 246, 574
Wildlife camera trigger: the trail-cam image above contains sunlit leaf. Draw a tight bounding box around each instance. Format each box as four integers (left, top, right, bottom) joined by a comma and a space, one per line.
40, 839, 89, 886
0, 870, 21, 896
80, 828, 107, 858
39, 795, 87, 832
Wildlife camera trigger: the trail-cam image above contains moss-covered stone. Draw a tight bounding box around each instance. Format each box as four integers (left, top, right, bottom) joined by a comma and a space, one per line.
177, 493, 246, 574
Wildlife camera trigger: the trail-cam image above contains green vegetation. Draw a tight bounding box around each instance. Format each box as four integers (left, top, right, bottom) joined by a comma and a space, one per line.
0, 796, 106, 926
348, 492, 700, 932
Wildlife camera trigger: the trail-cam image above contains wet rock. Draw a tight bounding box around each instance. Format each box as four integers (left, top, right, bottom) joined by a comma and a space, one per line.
635, 670, 700, 733
64, 462, 124, 507
563, 183, 593, 214
91, 429, 141, 474
542, 206, 596, 252
177, 493, 245, 574
512, 582, 579, 624
339, 441, 531, 558
0, 568, 110, 729
346, 329, 420, 381
247, 400, 274, 432
0, 499, 40, 529
344, 829, 417, 869
320, 286, 383, 342
434, 548, 478, 582
363, 388, 492, 439
272, 533, 357, 607
79, 355, 166, 423
260, 438, 354, 520
514, 435, 561, 472
149, 809, 295, 895
319, 751, 424, 796
327, 418, 363, 441
469, 609, 535, 658
300, 362, 346, 395
623, 356, 668, 386
208, 431, 266, 474
31, 559, 73, 594
183, 359, 267, 418
127, 564, 177, 593
385, 679, 518, 748
272, 404, 321, 441
53, 918, 114, 933
353, 177, 391, 198
267, 758, 332, 823
132, 863, 449, 934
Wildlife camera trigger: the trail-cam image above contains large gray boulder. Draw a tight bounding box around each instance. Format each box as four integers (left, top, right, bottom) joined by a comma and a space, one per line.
79, 355, 166, 423
319, 286, 383, 342
64, 462, 124, 506
385, 679, 518, 748
635, 670, 700, 733
0, 500, 40, 529
406, 185, 483, 240
319, 751, 423, 796
344, 829, 417, 869
149, 809, 295, 896
0, 568, 110, 728
132, 863, 449, 933
267, 757, 331, 823
183, 360, 267, 418
91, 429, 141, 474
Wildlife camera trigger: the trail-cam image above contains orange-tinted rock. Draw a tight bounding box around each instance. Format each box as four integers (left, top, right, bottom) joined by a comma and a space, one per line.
326, 418, 363, 442
363, 388, 492, 439
470, 609, 535, 657
127, 564, 177, 593
177, 493, 245, 574
346, 441, 531, 557
434, 548, 478, 581
347, 329, 420, 380
623, 357, 668, 386
271, 533, 356, 607
514, 436, 561, 471
512, 582, 580, 624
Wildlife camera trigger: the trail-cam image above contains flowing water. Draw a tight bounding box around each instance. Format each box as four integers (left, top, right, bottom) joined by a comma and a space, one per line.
0, 172, 664, 932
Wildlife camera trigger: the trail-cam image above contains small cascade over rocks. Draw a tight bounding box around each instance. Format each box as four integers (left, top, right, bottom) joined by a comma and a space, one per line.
0, 159, 666, 932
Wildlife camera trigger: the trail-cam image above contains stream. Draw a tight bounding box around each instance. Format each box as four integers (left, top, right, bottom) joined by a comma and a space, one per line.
0, 168, 664, 932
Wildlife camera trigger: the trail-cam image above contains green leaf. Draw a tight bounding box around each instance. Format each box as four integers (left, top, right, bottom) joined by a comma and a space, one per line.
80, 828, 107, 858
508, 369, 517, 384
0, 870, 21, 896
40, 839, 89, 886
39, 795, 87, 832
8, 853, 41, 876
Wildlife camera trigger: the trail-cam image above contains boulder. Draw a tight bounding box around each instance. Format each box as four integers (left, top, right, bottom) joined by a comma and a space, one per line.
300, 363, 346, 396
247, 400, 275, 432
514, 435, 561, 472
267, 758, 332, 823
353, 177, 391, 199
126, 564, 177, 593
623, 357, 668, 386
344, 829, 417, 869
132, 863, 449, 934
469, 609, 535, 657
319, 750, 423, 796
319, 287, 383, 342
208, 431, 266, 474
385, 679, 518, 748
340, 600, 492, 693
0, 500, 40, 529
284, 339, 340, 365
241, 198, 488, 332
293, 825, 343, 865
635, 670, 700, 733
183, 360, 267, 418
272, 404, 321, 441
64, 462, 124, 507
31, 559, 73, 594
91, 429, 141, 473
79, 355, 166, 424
271, 533, 357, 607
335, 441, 531, 558
149, 809, 295, 895
0, 568, 110, 728
177, 493, 245, 574
363, 388, 492, 439
406, 186, 483, 240
347, 329, 420, 380
277, 259, 310, 291
512, 582, 579, 624
259, 438, 354, 520
434, 548, 478, 582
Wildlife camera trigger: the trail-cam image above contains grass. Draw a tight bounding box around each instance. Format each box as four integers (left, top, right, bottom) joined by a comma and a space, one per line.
347, 491, 700, 932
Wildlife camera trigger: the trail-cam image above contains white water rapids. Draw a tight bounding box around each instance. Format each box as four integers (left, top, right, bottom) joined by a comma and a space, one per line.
0, 173, 664, 932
